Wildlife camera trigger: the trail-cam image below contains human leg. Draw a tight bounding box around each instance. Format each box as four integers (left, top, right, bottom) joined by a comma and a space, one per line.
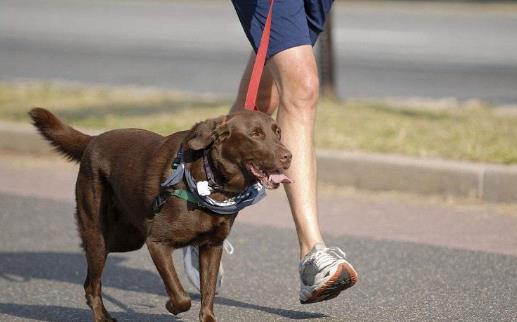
266, 45, 323, 258
268, 44, 357, 303
231, 45, 330, 258
229, 1, 328, 256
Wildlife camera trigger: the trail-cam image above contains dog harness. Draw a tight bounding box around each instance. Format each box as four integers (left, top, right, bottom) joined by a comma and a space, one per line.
152, 148, 266, 215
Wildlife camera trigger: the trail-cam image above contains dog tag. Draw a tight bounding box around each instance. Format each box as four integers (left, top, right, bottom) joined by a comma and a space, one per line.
196, 181, 211, 196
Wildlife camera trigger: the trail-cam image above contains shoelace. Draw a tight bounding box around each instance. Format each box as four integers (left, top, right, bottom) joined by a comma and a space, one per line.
309, 247, 347, 269
223, 240, 234, 255
328, 247, 347, 259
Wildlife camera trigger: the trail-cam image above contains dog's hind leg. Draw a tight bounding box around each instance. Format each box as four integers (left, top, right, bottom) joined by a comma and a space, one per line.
76, 170, 116, 322
146, 240, 192, 315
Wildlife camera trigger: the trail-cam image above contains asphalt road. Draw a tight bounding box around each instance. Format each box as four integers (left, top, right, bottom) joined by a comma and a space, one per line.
1, 155, 517, 322
1, 0, 517, 103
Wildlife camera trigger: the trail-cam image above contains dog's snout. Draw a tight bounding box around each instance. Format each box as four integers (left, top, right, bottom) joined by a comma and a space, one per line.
281, 151, 292, 163
279, 150, 292, 168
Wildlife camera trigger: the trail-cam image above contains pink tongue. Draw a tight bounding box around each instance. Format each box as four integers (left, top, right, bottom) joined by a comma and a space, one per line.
268, 173, 294, 184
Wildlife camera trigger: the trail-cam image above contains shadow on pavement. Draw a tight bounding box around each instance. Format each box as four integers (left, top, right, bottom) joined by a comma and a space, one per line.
0, 251, 326, 321
0, 303, 179, 322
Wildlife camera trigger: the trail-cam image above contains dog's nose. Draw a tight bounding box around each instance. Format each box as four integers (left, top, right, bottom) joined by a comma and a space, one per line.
280, 151, 292, 167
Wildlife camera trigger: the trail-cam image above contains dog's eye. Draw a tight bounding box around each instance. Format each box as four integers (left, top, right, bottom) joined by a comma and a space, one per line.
275, 127, 281, 139
250, 128, 265, 139
271, 125, 281, 140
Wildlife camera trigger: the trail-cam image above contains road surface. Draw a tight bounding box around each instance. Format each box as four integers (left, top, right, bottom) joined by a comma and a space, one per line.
1, 0, 517, 103
1, 154, 516, 321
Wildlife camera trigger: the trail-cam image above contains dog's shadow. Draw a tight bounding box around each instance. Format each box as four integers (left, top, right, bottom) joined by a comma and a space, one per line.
0, 251, 326, 321
0, 303, 179, 322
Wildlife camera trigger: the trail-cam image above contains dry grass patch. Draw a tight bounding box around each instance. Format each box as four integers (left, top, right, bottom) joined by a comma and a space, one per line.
315, 99, 517, 164
1, 82, 516, 164
0, 82, 228, 134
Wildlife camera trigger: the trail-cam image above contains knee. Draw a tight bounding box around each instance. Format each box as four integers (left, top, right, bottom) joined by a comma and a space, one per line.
256, 90, 279, 115
281, 73, 319, 114
166, 297, 191, 315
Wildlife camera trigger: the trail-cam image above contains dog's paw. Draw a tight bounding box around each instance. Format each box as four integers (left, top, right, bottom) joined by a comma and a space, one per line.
95, 318, 117, 322
199, 310, 217, 322
166, 298, 191, 315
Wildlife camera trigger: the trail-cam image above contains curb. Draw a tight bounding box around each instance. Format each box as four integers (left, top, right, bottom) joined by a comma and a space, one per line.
2, 121, 516, 203
317, 150, 517, 203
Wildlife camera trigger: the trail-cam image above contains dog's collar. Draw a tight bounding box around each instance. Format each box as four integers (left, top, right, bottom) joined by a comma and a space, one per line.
152, 147, 266, 215
203, 149, 224, 192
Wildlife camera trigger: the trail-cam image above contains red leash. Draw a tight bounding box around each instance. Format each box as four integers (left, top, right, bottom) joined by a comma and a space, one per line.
243, 0, 275, 111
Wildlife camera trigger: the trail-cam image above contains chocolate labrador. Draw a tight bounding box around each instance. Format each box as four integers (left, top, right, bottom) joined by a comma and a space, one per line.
29, 108, 292, 322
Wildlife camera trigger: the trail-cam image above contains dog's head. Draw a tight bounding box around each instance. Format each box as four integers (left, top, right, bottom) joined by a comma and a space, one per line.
184, 110, 292, 192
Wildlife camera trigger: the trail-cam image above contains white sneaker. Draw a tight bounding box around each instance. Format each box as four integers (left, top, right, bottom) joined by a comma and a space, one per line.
182, 240, 233, 292
299, 243, 358, 304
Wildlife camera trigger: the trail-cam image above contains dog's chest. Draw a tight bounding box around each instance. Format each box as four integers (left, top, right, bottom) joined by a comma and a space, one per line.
152, 207, 235, 248
189, 211, 234, 245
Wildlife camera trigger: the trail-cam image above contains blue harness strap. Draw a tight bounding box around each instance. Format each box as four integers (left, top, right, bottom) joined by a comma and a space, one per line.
152, 149, 266, 215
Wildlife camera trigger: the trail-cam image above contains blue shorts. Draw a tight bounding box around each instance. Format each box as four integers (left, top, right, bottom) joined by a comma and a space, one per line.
231, 0, 334, 58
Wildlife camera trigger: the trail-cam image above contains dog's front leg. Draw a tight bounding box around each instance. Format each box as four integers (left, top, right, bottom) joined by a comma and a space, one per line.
146, 240, 192, 315
198, 243, 223, 322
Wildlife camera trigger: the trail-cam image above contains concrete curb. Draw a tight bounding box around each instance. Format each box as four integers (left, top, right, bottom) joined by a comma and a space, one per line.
317, 150, 517, 203
2, 120, 516, 203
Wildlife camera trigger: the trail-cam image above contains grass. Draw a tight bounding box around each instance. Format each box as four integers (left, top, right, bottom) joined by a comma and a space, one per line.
1, 81, 516, 164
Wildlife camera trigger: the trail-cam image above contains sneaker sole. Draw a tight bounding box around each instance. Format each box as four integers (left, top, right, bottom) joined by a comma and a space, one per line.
300, 260, 358, 304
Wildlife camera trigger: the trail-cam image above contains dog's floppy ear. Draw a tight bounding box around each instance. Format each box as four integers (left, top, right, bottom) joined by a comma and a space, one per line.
185, 115, 229, 150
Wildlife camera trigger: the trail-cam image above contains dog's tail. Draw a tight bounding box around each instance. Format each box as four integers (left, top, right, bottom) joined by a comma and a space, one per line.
29, 108, 92, 162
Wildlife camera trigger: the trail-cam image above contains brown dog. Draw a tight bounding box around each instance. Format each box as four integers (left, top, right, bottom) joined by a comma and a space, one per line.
29, 108, 292, 322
